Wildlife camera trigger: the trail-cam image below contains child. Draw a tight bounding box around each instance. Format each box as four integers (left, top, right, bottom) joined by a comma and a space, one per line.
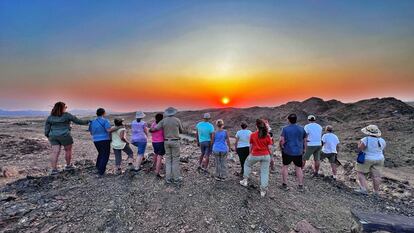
211, 119, 231, 181
151, 113, 165, 178
111, 118, 134, 174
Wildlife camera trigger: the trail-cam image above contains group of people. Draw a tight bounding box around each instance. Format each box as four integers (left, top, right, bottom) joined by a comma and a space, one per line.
44, 102, 386, 197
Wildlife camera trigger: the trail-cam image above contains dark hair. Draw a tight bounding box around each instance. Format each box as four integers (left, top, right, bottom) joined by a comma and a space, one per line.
256, 119, 268, 138
114, 118, 124, 126
155, 113, 163, 124
51, 102, 66, 117
241, 122, 248, 129
288, 114, 297, 124
96, 108, 105, 117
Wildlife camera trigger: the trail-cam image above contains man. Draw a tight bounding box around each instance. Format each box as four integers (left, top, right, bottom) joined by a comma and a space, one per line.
321, 125, 340, 180
195, 113, 214, 172
151, 107, 184, 184
89, 108, 118, 177
303, 115, 323, 176
279, 113, 306, 191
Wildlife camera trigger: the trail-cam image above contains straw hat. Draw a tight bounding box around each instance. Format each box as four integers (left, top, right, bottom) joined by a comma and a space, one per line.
135, 111, 146, 119
203, 113, 211, 119
361, 125, 381, 137
164, 107, 178, 117
307, 115, 316, 121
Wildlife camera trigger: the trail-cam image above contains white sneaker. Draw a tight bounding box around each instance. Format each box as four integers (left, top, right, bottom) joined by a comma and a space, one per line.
239, 178, 248, 187
260, 190, 266, 197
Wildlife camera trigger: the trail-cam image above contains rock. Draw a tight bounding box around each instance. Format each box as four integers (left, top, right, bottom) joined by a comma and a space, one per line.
292, 220, 321, 233
180, 155, 190, 163
1, 166, 19, 178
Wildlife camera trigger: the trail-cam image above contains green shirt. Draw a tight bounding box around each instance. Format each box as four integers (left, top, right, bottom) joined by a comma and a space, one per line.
45, 112, 89, 137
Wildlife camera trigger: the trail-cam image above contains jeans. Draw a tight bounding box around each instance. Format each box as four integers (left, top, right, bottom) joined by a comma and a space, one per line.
243, 155, 271, 190
164, 140, 181, 181
213, 151, 228, 178
94, 140, 111, 175
236, 147, 249, 174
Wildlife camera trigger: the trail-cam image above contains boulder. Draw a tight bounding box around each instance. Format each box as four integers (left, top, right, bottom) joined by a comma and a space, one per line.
290, 220, 321, 233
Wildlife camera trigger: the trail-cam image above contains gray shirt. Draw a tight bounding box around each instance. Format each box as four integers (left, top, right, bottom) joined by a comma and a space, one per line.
45, 112, 89, 137
154, 116, 183, 140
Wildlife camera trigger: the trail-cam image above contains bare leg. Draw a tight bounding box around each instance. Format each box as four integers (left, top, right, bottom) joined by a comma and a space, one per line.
50, 145, 61, 169
331, 163, 337, 176
295, 166, 304, 186
152, 154, 158, 171
155, 155, 163, 174
136, 155, 144, 169
281, 165, 288, 184
357, 172, 368, 190
198, 155, 204, 167
270, 157, 275, 171
302, 160, 307, 169
63, 144, 73, 166
372, 172, 381, 193
202, 156, 210, 169
314, 160, 320, 174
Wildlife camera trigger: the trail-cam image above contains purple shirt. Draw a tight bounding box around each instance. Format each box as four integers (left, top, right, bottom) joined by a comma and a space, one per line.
131, 121, 147, 143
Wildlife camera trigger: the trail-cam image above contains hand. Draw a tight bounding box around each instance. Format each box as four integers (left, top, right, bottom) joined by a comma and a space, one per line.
197, 142, 200, 147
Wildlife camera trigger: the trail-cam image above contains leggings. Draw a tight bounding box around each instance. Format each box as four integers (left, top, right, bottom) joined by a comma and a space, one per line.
236, 147, 250, 173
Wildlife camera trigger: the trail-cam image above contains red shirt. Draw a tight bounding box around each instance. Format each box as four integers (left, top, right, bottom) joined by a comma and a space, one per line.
250, 131, 272, 156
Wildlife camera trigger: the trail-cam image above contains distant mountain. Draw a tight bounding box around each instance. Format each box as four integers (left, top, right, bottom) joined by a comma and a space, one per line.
0, 109, 97, 117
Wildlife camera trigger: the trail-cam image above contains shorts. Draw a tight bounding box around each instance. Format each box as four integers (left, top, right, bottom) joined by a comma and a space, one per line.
355, 159, 384, 175
200, 141, 212, 156
132, 141, 147, 156
48, 135, 74, 146
282, 152, 302, 167
303, 146, 322, 161
152, 142, 166, 156
320, 152, 337, 164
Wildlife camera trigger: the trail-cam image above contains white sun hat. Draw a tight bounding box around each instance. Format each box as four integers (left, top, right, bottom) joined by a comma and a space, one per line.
307, 115, 316, 121
203, 113, 211, 119
164, 107, 178, 117
135, 111, 146, 119
361, 125, 382, 137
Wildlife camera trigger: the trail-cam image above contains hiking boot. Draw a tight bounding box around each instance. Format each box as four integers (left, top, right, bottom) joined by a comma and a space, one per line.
64, 164, 76, 171
49, 169, 59, 176
239, 178, 248, 187
354, 188, 368, 195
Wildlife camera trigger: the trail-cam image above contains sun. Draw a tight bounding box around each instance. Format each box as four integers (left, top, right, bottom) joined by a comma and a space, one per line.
221, 97, 230, 105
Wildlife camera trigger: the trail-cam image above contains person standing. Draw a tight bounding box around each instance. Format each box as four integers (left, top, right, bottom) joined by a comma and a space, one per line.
151, 113, 165, 177
89, 108, 117, 176
211, 119, 231, 181
111, 118, 134, 175
354, 125, 386, 195
321, 125, 340, 180
44, 102, 90, 175
195, 113, 215, 172
151, 107, 184, 184
130, 111, 148, 172
279, 114, 306, 191
240, 119, 273, 197
303, 115, 323, 176
234, 121, 252, 176
262, 118, 276, 173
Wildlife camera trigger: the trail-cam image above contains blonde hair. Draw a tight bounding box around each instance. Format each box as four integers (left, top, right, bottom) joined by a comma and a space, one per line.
216, 119, 224, 128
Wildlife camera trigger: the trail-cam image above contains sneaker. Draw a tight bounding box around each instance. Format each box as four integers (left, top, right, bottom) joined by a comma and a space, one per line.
312, 173, 319, 178
64, 164, 76, 171
260, 190, 266, 197
131, 167, 141, 172
115, 168, 122, 175
165, 179, 173, 185
354, 188, 368, 195
239, 178, 248, 187
156, 173, 164, 179
174, 177, 183, 183
280, 183, 289, 191
332, 175, 337, 180
49, 169, 59, 176
298, 185, 304, 192
270, 169, 277, 174
215, 176, 222, 181
128, 163, 134, 170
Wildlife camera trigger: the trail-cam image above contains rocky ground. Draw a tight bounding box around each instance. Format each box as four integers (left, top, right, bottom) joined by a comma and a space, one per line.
1, 97, 414, 232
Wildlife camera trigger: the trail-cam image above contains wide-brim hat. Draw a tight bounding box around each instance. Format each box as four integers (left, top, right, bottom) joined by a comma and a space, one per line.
307, 115, 316, 121
361, 125, 381, 137
135, 111, 146, 119
164, 107, 178, 117
203, 113, 211, 119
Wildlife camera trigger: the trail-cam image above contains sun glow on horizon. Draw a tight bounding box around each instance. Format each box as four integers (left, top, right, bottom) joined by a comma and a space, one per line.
221, 97, 230, 105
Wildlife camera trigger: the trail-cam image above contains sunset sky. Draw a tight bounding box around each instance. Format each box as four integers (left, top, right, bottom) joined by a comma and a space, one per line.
1, 1, 413, 111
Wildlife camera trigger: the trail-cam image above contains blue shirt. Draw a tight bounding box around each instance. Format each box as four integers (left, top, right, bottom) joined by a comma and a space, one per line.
212, 130, 229, 153
89, 117, 111, 142
281, 124, 306, 156
196, 121, 215, 142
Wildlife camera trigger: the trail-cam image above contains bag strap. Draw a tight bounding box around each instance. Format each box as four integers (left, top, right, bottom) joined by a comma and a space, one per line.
96, 118, 107, 131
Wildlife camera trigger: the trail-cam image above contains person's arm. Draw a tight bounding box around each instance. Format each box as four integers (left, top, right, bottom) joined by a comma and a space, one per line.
68, 113, 90, 125
358, 138, 366, 151
225, 131, 231, 151
44, 118, 51, 137
178, 119, 184, 134
279, 136, 285, 150
210, 132, 215, 147
303, 136, 308, 154
105, 120, 119, 133
195, 130, 200, 146
120, 129, 130, 144
234, 136, 239, 152
144, 125, 149, 137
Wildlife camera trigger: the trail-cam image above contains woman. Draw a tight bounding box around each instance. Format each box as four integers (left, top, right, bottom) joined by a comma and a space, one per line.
44, 102, 90, 175
234, 122, 252, 176
240, 119, 273, 197
131, 111, 148, 172
212, 119, 231, 181
111, 118, 134, 175
355, 125, 386, 195
151, 113, 165, 177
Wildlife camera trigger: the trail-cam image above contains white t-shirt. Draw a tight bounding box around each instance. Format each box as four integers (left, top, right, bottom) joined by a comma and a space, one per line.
236, 129, 252, 148
322, 133, 340, 154
361, 136, 386, 161
304, 123, 322, 146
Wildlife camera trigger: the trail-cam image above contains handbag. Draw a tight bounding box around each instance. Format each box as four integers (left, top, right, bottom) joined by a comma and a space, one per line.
356, 138, 368, 164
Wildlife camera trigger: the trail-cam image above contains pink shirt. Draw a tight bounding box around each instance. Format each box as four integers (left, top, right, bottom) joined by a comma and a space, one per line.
151, 122, 164, 143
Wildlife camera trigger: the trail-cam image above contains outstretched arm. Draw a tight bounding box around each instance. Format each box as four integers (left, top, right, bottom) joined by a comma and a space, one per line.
69, 113, 90, 125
